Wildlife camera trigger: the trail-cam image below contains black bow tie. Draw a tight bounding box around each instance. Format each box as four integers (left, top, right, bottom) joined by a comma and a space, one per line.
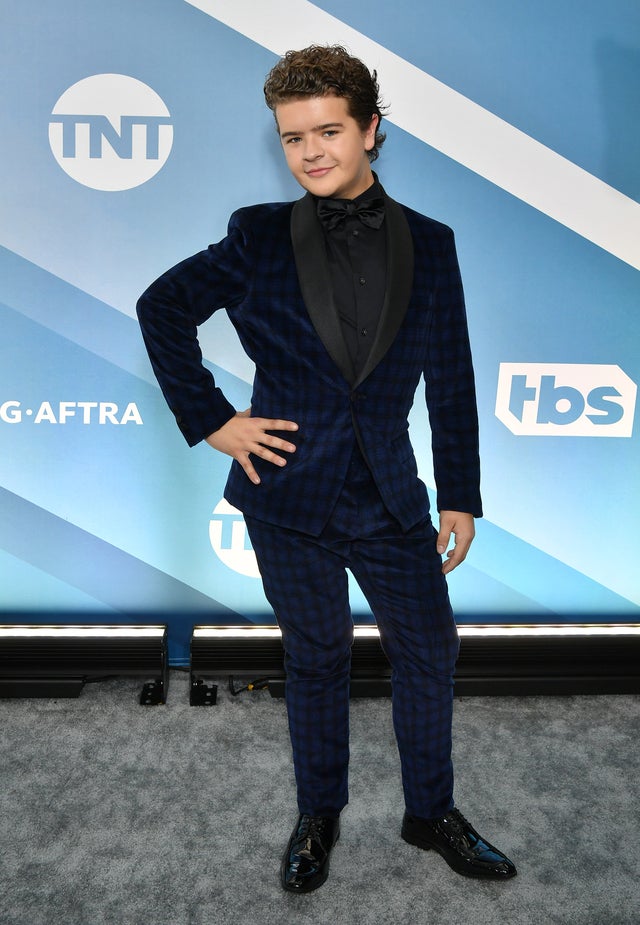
316, 196, 385, 231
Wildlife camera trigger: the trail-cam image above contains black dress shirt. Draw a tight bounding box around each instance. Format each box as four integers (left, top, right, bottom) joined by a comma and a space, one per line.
316, 179, 387, 381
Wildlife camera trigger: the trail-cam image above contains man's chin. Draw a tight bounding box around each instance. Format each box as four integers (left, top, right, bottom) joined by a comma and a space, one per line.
298, 171, 338, 197
296, 167, 374, 201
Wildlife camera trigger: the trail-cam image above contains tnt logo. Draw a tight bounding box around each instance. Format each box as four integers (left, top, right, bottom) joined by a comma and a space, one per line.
209, 500, 260, 578
496, 364, 637, 437
49, 74, 173, 190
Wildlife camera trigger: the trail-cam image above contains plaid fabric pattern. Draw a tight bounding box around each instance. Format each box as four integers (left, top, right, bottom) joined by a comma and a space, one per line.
245, 448, 460, 820
136, 195, 482, 535
137, 193, 479, 820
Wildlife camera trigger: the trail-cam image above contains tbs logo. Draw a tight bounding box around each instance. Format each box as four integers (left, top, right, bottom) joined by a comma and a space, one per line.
49, 74, 173, 191
495, 364, 637, 437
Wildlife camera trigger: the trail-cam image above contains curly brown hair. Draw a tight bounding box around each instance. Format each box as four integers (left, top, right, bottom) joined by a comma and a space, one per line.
263, 44, 387, 162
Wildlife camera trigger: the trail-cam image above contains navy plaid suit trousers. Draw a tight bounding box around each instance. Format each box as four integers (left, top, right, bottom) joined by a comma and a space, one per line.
245, 445, 460, 820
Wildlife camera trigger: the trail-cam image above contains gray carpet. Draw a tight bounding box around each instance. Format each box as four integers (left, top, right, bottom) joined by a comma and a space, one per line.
1, 671, 638, 925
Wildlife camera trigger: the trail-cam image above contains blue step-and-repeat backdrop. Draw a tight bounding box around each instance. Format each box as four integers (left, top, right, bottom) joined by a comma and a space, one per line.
2, 0, 639, 662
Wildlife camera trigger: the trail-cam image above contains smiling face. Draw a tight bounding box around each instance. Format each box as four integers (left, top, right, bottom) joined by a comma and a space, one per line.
275, 94, 378, 201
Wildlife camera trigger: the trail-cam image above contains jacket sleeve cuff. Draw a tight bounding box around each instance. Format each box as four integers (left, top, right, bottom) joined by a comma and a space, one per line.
175, 392, 236, 447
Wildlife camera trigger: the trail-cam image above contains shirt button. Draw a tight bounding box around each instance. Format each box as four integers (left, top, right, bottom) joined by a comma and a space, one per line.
352, 229, 359, 237
359, 277, 366, 285
361, 328, 368, 336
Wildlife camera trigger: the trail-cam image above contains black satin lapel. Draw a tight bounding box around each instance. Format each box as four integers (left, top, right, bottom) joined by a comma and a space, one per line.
291, 194, 355, 383
353, 194, 414, 388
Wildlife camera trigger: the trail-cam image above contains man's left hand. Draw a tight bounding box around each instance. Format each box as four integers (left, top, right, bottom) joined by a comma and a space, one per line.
437, 511, 475, 575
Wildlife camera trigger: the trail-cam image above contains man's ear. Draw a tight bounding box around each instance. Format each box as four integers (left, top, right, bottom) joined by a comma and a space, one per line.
364, 114, 379, 151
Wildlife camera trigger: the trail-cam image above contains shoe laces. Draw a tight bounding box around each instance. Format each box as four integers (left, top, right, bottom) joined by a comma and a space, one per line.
292, 815, 333, 861
447, 808, 471, 830
298, 815, 330, 841
440, 808, 474, 845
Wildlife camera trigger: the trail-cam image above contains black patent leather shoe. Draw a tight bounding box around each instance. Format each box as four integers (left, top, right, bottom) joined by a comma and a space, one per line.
281, 814, 340, 893
401, 808, 517, 879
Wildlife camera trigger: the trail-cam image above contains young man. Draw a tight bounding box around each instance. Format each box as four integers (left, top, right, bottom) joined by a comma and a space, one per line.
137, 45, 516, 892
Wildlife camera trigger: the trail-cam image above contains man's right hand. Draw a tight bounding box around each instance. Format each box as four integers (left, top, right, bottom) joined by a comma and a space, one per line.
205, 408, 298, 485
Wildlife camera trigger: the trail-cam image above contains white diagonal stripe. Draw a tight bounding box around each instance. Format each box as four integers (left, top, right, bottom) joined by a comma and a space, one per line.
186, 0, 640, 271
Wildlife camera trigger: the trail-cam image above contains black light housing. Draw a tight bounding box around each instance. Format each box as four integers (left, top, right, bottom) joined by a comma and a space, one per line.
190, 623, 640, 703
0, 624, 169, 704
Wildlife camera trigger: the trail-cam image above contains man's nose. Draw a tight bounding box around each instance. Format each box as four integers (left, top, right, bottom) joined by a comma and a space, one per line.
303, 137, 323, 160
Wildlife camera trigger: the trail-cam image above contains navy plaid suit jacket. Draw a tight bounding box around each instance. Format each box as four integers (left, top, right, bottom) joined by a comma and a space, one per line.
137, 188, 482, 535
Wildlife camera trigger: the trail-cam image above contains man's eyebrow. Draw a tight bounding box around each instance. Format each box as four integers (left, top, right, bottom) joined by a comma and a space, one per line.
280, 122, 344, 138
